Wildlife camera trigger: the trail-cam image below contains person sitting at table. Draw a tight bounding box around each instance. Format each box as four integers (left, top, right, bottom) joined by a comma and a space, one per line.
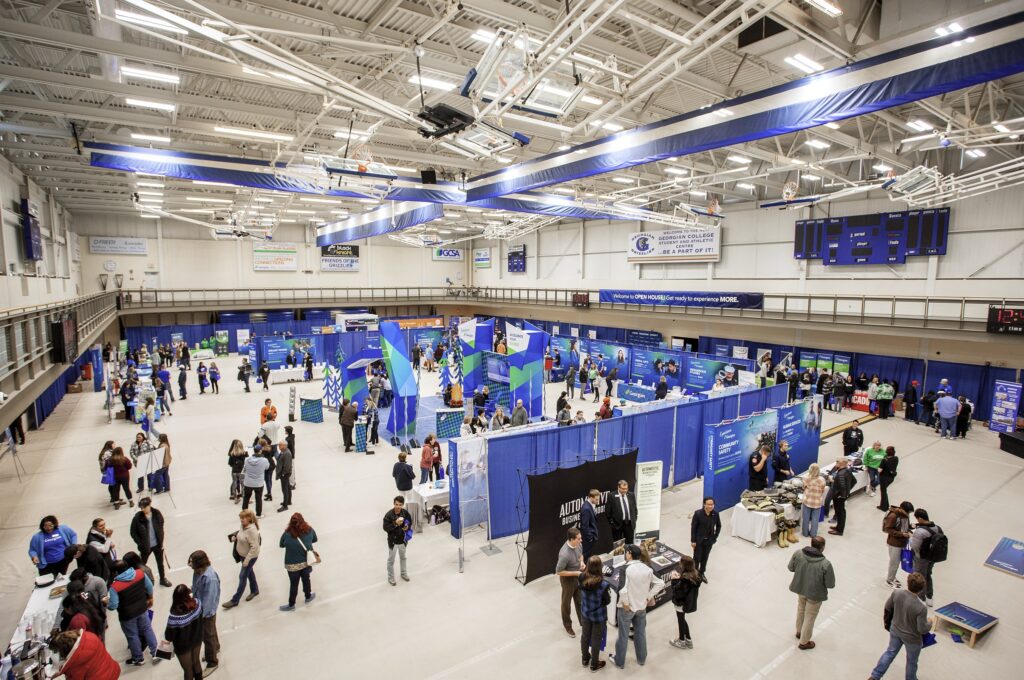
490, 406, 511, 431
29, 514, 78, 577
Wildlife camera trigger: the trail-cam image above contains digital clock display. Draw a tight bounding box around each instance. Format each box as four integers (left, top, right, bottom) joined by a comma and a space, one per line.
987, 307, 1024, 334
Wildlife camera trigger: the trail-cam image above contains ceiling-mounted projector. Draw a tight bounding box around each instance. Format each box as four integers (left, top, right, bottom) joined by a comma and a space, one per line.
418, 103, 475, 138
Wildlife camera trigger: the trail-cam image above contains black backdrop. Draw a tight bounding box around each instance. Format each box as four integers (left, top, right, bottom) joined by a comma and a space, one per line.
523, 450, 638, 584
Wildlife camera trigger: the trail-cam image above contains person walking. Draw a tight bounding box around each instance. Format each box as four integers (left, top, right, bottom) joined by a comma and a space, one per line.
606, 480, 637, 545
801, 464, 826, 538
910, 509, 945, 607
383, 496, 412, 586
227, 440, 246, 503
178, 364, 188, 400
209, 363, 220, 394
241, 447, 270, 518
788, 535, 836, 650
876, 447, 900, 511
143, 397, 161, 444
580, 489, 600, 560
863, 440, 885, 498
279, 513, 317, 610
107, 558, 159, 666
154, 433, 172, 494
668, 554, 701, 650
934, 391, 960, 439
29, 515, 78, 577
690, 497, 721, 582
883, 501, 915, 589
339, 399, 358, 452
842, 421, 864, 455
610, 544, 664, 669
275, 441, 293, 513
163, 584, 204, 680
187, 550, 220, 674
130, 497, 172, 587
258, 361, 271, 391
578, 555, 612, 671
197, 362, 209, 395
903, 380, 918, 421
155, 376, 173, 416
419, 436, 435, 483
392, 452, 416, 492
105, 447, 135, 509
565, 365, 577, 399
827, 458, 855, 536
868, 572, 932, 680
222, 510, 260, 609
238, 359, 252, 393
98, 440, 117, 506
555, 527, 584, 638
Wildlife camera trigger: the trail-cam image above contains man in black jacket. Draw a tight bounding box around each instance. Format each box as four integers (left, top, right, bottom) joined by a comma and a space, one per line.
606, 480, 638, 545
580, 490, 600, 559
383, 496, 413, 586
828, 459, 855, 537
129, 497, 172, 587
655, 376, 668, 400
276, 442, 293, 512
691, 497, 721, 582
65, 543, 110, 584
392, 452, 416, 491
903, 380, 919, 421
842, 421, 864, 455
339, 399, 358, 451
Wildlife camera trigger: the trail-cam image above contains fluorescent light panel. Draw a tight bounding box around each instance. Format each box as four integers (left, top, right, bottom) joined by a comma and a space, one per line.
806, 0, 843, 17
130, 133, 171, 143
121, 66, 180, 84
612, 177, 634, 184
408, 75, 456, 91
124, 97, 175, 112
736, 182, 755, 190
186, 196, 233, 203
214, 126, 294, 142
135, 181, 164, 188
873, 163, 893, 172
805, 139, 831, 149
801, 174, 822, 181
906, 119, 933, 132
665, 167, 688, 175
727, 155, 751, 164
114, 9, 188, 34
192, 180, 234, 187
966, 149, 986, 158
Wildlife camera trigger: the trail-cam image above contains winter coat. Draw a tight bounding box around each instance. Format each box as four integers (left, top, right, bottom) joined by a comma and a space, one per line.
787, 546, 836, 602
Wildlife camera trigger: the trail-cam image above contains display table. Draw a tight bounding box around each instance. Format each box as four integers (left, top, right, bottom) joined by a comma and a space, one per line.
819, 460, 871, 496
932, 602, 998, 648
192, 349, 216, 361
9, 576, 68, 649
731, 502, 802, 547
618, 383, 657, 403
270, 366, 320, 383
603, 541, 678, 614
406, 479, 449, 532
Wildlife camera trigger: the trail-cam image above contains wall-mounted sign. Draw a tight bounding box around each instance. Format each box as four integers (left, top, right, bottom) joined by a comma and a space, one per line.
473, 248, 491, 268
508, 244, 526, 273
320, 244, 359, 272
432, 247, 464, 261
21, 199, 44, 261
89, 236, 147, 256
628, 229, 720, 263
253, 242, 298, 271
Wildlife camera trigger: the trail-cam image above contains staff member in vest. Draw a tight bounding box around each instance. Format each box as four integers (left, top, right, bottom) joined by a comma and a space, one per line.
690, 497, 721, 583
606, 480, 637, 545
107, 558, 159, 666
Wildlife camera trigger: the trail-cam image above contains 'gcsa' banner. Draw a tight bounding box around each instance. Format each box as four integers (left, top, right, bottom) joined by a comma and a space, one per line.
599, 290, 763, 309
432, 248, 464, 261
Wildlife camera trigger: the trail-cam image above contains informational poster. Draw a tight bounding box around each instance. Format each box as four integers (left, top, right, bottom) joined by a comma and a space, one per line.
450, 437, 489, 537
833, 354, 851, 376
214, 330, 229, 356
983, 536, 1024, 578
582, 341, 632, 379
253, 242, 299, 271
778, 352, 794, 370
473, 248, 491, 268
89, 236, 147, 255
799, 352, 817, 370
236, 329, 251, 352
625, 329, 662, 347
630, 348, 685, 389
627, 230, 721, 263
816, 352, 834, 372
732, 346, 749, 360
320, 244, 359, 272
988, 380, 1022, 433
686, 358, 739, 391
170, 332, 184, 345
702, 410, 779, 508
775, 400, 822, 479
634, 461, 663, 540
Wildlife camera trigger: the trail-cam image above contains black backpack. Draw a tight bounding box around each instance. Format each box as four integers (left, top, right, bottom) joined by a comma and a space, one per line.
920, 525, 948, 562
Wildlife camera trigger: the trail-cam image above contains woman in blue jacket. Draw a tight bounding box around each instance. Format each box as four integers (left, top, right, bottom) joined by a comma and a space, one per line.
29, 515, 78, 577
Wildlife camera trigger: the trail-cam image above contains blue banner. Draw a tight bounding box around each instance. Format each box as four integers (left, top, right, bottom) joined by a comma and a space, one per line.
988, 380, 1022, 433
625, 329, 663, 347
630, 348, 686, 390
582, 340, 632, 382
258, 336, 319, 368
775, 400, 821, 480
703, 410, 779, 508
409, 327, 444, 352
548, 335, 576, 371
983, 536, 1024, 578
599, 290, 764, 309
618, 383, 657, 403
715, 344, 729, 357
685, 357, 740, 392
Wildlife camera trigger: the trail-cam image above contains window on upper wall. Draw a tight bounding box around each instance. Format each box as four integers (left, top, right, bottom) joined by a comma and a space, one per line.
0, 327, 9, 370
14, 322, 26, 360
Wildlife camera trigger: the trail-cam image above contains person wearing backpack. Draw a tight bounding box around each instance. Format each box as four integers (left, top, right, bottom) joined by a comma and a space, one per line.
910, 509, 946, 607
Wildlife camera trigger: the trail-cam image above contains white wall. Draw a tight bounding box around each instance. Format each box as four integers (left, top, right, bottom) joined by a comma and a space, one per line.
470, 190, 1024, 299
0, 155, 81, 309
73, 214, 470, 293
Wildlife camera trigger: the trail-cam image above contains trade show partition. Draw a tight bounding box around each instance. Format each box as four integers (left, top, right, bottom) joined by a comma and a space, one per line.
447, 382, 789, 541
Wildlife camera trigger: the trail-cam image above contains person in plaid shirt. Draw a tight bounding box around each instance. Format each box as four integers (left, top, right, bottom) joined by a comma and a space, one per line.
801, 464, 827, 538
578, 556, 612, 672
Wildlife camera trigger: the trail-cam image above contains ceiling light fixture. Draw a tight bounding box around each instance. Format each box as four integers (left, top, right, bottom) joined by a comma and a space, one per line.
124, 97, 175, 112
137, 197, 163, 203
213, 126, 294, 142
801, 174, 822, 181
136, 191, 163, 197
805, 139, 831, 149
186, 196, 233, 203
121, 66, 180, 84
965, 149, 986, 158
300, 197, 343, 204
558, 144, 571, 151
727, 155, 751, 164
824, 122, 840, 130
873, 163, 893, 172
736, 182, 755, 190
130, 133, 171, 143
805, 0, 843, 17
784, 53, 824, 74
906, 119, 933, 132
712, 109, 734, 118
114, 9, 188, 34
192, 180, 235, 187
581, 95, 604, 105
139, 213, 161, 218
689, 189, 707, 197
408, 75, 456, 91
612, 177, 634, 184
665, 167, 688, 175
470, 29, 496, 43
135, 181, 164, 188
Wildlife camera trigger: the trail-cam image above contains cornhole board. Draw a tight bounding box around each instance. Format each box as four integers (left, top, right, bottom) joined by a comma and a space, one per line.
983, 536, 1024, 579
931, 602, 997, 648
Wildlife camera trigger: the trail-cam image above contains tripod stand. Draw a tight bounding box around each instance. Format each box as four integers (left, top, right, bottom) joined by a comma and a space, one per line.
139, 439, 177, 510
1, 427, 27, 482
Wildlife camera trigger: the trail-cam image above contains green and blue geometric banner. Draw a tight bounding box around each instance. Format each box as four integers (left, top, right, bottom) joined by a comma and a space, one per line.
459, 317, 494, 398
380, 321, 418, 438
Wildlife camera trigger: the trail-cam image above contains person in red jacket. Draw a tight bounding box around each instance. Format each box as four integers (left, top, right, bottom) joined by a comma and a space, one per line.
598, 397, 613, 420
51, 629, 121, 680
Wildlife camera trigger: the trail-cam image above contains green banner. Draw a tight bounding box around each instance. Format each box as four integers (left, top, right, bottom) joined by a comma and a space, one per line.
215, 330, 230, 357
799, 352, 816, 369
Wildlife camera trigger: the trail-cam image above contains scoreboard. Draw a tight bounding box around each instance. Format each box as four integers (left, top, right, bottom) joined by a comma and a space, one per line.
794, 207, 949, 265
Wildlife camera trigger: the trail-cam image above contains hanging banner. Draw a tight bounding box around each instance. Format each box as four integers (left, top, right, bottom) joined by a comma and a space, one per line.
320, 244, 360, 272
799, 352, 817, 370
449, 437, 489, 538
627, 230, 721, 263
89, 236, 147, 255
634, 461, 663, 540
625, 329, 662, 347
214, 330, 229, 356
253, 242, 299, 271
391, 317, 445, 329
816, 352, 834, 372
989, 381, 1022, 434
732, 346, 749, 360
775, 399, 822, 480
833, 354, 851, 376
703, 410, 779, 509
473, 248, 491, 268
685, 358, 739, 392
599, 290, 763, 309
630, 348, 685, 390
459, 317, 494, 397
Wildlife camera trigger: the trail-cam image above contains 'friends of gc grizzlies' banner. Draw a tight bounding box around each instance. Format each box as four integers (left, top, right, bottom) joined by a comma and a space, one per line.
523, 450, 638, 584
599, 290, 763, 309
320, 244, 360, 272
703, 411, 778, 509
627, 230, 720, 263
775, 399, 822, 481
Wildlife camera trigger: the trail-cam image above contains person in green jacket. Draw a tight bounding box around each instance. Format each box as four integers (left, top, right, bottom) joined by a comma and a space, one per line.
588, 365, 600, 403
875, 381, 895, 419
863, 440, 886, 498
788, 535, 836, 650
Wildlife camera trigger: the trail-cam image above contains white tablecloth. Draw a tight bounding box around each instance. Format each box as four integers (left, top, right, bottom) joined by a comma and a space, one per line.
270, 366, 321, 383
406, 479, 449, 532
731, 502, 801, 547
9, 576, 68, 649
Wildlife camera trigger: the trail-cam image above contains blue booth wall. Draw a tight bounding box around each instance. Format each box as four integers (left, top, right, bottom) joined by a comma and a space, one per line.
34, 348, 101, 426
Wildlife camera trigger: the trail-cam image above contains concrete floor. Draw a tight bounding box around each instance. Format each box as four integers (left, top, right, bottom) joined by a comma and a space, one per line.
1, 372, 1022, 680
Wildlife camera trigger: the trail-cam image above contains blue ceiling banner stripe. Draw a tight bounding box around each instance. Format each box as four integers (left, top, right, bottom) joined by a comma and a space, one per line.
465, 19, 1024, 200
84, 141, 288, 168
316, 202, 443, 245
